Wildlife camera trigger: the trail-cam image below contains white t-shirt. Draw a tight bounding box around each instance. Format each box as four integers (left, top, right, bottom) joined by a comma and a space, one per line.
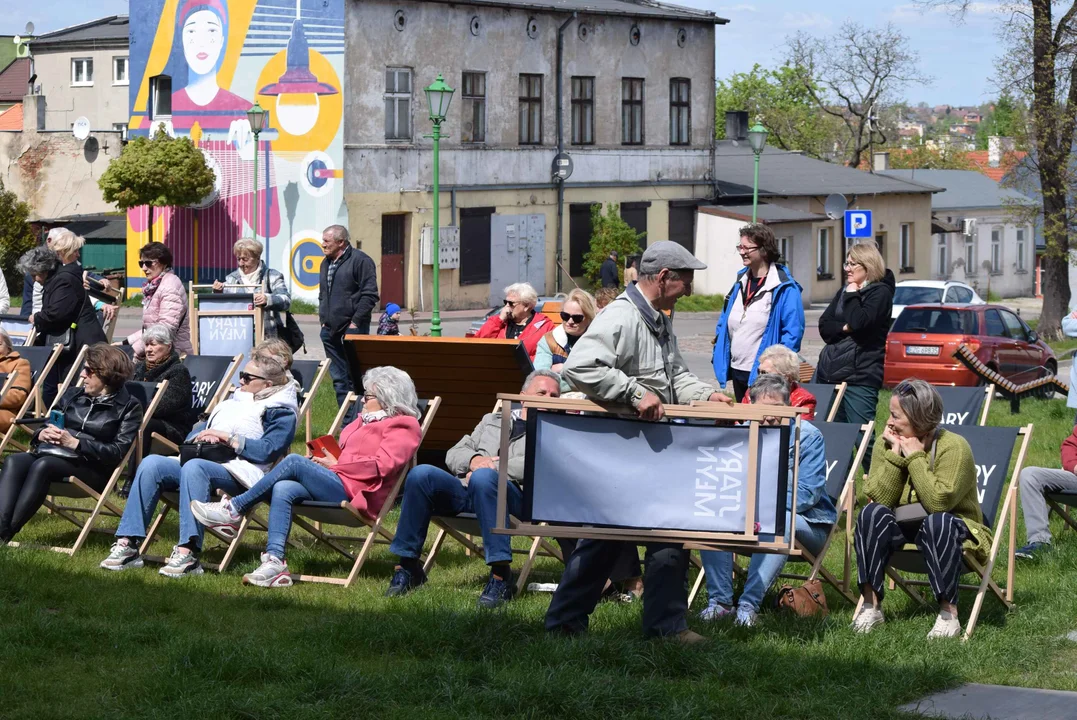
728, 265, 779, 372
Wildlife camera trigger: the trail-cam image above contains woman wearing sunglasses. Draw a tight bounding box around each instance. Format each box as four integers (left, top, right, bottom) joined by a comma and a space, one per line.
123, 242, 194, 360
533, 289, 597, 392
101, 343, 298, 577
474, 282, 552, 361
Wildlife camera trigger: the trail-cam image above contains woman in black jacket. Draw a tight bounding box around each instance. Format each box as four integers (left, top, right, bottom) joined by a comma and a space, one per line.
815, 241, 894, 472
0, 343, 142, 543
131, 323, 194, 449
19, 235, 106, 405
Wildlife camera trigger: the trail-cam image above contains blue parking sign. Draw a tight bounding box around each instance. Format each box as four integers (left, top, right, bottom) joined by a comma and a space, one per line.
844, 209, 872, 239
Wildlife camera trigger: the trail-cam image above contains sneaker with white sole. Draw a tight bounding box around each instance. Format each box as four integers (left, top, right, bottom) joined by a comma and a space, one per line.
735, 604, 758, 627
927, 611, 962, 639
699, 600, 734, 621
243, 553, 292, 588
100, 541, 143, 571
852, 606, 885, 634
158, 546, 204, 578
189, 499, 242, 539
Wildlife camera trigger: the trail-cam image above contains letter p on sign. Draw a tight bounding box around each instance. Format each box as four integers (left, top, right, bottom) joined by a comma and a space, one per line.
844, 209, 873, 239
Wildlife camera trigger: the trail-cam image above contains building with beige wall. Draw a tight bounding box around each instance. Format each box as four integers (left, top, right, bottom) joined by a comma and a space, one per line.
345, 0, 725, 310
30, 16, 129, 133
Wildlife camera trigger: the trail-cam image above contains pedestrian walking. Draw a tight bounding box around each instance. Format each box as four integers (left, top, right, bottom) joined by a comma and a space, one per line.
600, 250, 619, 289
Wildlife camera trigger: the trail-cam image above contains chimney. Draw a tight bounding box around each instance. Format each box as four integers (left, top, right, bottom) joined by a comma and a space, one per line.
988, 136, 1015, 168
873, 151, 890, 173
22, 93, 45, 131
724, 111, 749, 141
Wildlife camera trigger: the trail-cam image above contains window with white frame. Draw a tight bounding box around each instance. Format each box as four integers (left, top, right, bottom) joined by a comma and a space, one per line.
461, 71, 485, 143
965, 234, 976, 274
937, 235, 948, 277
113, 56, 128, 85
151, 76, 172, 119
384, 67, 412, 141
1016, 228, 1026, 271
900, 223, 913, 270
817, 227, 831, 277
72, 58, 93, 86
778, 236, 791, 265
991, 228, 1002, 273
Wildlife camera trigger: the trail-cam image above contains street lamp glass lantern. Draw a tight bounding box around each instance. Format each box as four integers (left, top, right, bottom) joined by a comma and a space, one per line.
425, 74, 455, 123
747, 122, 769, 154
247, 102, 268, 133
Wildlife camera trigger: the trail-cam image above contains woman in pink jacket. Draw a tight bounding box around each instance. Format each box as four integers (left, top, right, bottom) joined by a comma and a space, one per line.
124, 242, 193, 359
190, 365, 423, 588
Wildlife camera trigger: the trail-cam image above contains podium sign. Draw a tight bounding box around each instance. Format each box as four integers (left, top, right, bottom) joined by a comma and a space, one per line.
190, 287, 264, 387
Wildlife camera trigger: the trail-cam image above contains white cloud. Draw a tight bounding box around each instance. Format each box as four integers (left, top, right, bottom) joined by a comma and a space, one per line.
717, 4, 758, 12
782, 11, 833, 29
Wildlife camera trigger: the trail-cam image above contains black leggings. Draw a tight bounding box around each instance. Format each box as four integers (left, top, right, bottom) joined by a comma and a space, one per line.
0, 453, 109, 541
557, 539, 642, 584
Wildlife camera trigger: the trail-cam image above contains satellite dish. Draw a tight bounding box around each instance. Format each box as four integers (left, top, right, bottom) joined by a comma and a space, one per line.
824, 193, 848, 220
72, 116, 91, 141
25, 22, 34, 35
13, 35, 20, 45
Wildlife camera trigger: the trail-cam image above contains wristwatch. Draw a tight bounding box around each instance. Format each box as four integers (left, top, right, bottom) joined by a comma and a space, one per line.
630, 386, 647, 407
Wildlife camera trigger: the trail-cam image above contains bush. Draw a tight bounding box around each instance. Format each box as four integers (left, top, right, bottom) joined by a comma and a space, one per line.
582, 203, 644, 289
0, 178, 37, 301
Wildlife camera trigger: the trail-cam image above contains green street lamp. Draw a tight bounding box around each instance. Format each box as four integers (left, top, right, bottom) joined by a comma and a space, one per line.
747, 122, 769, 223
424, 74, 454, 337
246, 102, 268, 241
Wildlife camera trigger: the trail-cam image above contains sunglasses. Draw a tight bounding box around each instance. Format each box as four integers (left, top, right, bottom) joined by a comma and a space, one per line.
239, 371, 266, 384
560, 311, 585, 324
138, 259, 156, 268
503, 299, 520, 308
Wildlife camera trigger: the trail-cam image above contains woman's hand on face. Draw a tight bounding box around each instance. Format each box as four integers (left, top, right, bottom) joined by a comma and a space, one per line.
882, 427, 900, 452
899, 434, 925, 456
846, 282, 860, 293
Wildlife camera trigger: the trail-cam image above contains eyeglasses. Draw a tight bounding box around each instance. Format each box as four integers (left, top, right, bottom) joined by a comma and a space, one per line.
362, 392, 377, 403
843, 260, 863, 269
560, 311, 585, 324
137, 259, 156, 268
239, 371, 266, 384
736, 245, 760, 255
503, 299, 520, 308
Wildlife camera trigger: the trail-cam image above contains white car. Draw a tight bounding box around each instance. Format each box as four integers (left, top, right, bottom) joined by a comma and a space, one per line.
891, 280, 985, 320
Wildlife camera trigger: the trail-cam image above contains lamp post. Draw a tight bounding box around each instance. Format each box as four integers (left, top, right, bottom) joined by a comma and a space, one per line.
747, 122, 769, 223
424, 74, 454, 337
246, 102, 268, 241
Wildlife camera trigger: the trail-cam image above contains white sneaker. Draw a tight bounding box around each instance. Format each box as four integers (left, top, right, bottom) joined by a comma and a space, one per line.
243, 553, 292, 588
189, 499, 242, 538
100, 541, 143, 571
158, 546, 204, 578
734, 604, 757, 627
852, 605, 885, 634
927, 611, 962, 639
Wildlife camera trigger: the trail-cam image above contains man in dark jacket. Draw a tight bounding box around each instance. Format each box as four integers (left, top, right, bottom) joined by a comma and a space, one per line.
318, 224, 379, 413
600, 250, 619, 289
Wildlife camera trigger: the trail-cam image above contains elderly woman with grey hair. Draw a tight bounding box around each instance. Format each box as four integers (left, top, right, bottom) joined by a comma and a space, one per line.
212, 237, 291, 340
131, 324, 194, 453
852, 378, 987, 640
189, 365, 423, 588
740, 345, 817, 420
474, 281, 553, 360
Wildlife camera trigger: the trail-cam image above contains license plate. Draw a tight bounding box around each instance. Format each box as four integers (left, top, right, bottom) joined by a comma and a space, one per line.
906, 345, 940, 356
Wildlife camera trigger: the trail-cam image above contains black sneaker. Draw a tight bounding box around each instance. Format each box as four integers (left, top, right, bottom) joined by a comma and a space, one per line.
385, 565, 426, 597
478, 571, 515, 609
1015, 541, 1051, 560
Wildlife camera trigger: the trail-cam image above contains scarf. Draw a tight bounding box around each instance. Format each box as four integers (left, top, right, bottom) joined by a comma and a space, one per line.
251, 383, 289, 403
361, 409, 389, 424
142, 272, 167, 303
238, 263, 263, 288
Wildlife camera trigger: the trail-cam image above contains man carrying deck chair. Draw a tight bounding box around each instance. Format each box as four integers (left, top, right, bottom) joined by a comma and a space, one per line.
384, 369, 561, 608
1014, 425, 1077, 561
544, 241, 733, 644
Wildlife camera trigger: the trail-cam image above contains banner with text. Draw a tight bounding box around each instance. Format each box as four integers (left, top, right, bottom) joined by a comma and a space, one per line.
197, 296, 256, 387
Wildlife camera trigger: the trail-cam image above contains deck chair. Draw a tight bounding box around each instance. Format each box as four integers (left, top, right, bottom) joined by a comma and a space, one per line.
0, 344, 64, 456
48, 346, 91, 408
0, 314, 37, 347
149, 354, 241, 455
854, 424, 1032, 641
802, 382, 848, 423
290, 358, 332, 444
935, 384, 993, 427
9, 380, 169, 555
279, 394, 442, 587
687, 421, 872, 607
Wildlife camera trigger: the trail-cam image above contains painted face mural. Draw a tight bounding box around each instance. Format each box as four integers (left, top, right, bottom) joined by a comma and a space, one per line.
182, 9, 225, 78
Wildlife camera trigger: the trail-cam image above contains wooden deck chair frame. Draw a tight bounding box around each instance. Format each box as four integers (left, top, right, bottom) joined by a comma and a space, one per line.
687, 422, 872, 608
0, 344, 64, 456
291, 358, 332, 445
853, 425, 1032, 641
8, 380, 169, 555
149, 353, 243, 456
279, 394, 442, 587
48, 345, 91, 410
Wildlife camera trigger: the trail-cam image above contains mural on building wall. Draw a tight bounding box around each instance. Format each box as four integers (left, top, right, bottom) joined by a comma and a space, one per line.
127, 0, 344, 300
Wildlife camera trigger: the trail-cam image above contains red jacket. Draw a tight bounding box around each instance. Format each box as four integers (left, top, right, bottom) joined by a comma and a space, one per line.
1063, 429, 1077, 473
475, 312, 553, 360
333, 414, 421, 519
741, 382, 817, 421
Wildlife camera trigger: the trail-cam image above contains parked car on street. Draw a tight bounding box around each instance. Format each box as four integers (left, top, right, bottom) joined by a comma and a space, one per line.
884, 303, 1056, 391
891, 280, 985, 320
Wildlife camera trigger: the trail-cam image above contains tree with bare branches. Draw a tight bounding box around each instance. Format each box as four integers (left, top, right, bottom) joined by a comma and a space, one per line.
785, 22, 932, 169
919, 0, 1077, 338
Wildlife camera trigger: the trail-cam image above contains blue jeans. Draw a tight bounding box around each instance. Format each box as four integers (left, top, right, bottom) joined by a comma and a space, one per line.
116, 456, 245, 550
701, 517, 833, 610
320, 325, 366, 425
230, 454, 349, 559
389, 465, 522, 565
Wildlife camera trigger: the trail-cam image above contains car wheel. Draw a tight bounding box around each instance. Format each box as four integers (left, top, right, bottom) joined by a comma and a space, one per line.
1038, 361, 1058, 399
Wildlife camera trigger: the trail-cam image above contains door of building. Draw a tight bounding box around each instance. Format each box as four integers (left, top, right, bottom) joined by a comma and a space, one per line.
380, 214, 406, 308
668, 202, 697, 253
489, 214, 547, 307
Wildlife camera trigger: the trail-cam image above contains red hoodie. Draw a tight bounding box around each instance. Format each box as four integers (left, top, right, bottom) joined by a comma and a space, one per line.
332, 414, 421, 519
475, 312, 552, 360
741, 381, 817, 421
1062, 428, 1077, 473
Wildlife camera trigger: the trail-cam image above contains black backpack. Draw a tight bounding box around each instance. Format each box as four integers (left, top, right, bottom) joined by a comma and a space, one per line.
278, 311, 305, 354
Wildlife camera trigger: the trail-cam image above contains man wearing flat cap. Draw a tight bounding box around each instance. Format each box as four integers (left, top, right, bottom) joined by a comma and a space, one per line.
546, 241, 732, 643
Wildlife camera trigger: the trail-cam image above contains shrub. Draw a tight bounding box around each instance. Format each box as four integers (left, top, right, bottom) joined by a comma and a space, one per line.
582, 203, 645, 289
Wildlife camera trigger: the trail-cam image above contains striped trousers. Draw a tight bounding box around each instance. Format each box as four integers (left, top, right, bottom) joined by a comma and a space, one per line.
854, 502, 970, 605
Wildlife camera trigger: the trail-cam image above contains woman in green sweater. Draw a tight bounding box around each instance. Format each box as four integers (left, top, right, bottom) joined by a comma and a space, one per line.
851, 378, 988, 639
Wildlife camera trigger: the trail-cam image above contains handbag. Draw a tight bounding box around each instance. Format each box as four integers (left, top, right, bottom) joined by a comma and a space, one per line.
179, 441, 237, 466
777, 578, 829, 617
46, 323, 78, 353
278, 311, 306, 354
31, 441, 81, 461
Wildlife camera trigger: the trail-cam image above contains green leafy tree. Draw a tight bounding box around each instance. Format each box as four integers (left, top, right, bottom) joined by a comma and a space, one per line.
98, 127, 215, 244
583, 203, 644, 289
0, 178, 37, 300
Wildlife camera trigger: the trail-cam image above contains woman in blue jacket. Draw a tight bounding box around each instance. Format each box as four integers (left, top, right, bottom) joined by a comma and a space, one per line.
713, 224, 805, 401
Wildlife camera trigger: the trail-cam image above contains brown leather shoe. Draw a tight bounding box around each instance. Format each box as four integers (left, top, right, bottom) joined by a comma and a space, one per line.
672, 629, 706, 644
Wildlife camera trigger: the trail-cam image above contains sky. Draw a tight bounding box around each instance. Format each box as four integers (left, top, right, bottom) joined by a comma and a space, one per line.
3, 0, 1002, 106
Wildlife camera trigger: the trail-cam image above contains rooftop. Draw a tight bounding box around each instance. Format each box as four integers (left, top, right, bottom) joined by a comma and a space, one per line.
0, 103, 22, 132
421, 0, 726, 23
714, 140, 942, 198
31, 16, 129, 49
699, 203, 826, 225
37, 213, 126, 242
966, 149, 1028, 182
0, 58, 30, 104
880, 169, 1037, 211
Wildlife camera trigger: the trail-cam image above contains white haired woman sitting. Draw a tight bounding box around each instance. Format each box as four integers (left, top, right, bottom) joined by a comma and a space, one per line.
474, 282, 552, 360
190, 366, 423, 588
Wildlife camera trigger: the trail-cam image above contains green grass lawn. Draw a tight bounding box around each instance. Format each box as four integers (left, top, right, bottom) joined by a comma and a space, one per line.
4, 385, 1077, 718
675, 294, 724, 312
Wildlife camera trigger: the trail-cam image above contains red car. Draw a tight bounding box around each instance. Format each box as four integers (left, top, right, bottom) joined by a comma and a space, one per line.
884, 304, 1056, 388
